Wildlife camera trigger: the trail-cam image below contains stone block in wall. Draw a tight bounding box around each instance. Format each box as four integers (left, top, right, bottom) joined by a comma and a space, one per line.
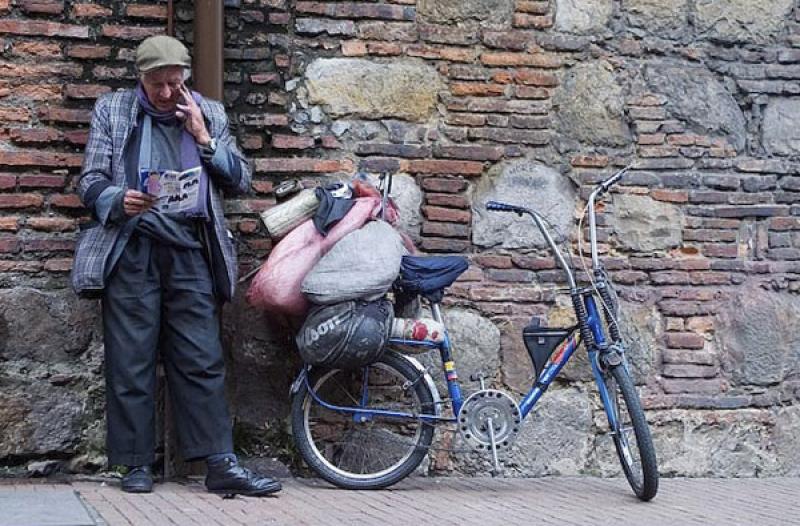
623, 0, 688, 38
644, 62, 747, 152
695, 0, 794, 44
762, 98, 800, 156
552, 61, 630, 149
472, 160, 576, 249
304, 58, 442, 121
716, 285, 800, 387
417, 0, 514, 26
609, 194, 683, 252
554, 0, 612, 34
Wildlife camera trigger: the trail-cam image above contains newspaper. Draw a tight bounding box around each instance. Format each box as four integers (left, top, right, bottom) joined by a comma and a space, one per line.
139, 167, 202, 214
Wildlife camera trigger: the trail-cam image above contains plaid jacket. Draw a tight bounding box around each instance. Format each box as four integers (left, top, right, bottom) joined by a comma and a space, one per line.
70, 89, 251, 301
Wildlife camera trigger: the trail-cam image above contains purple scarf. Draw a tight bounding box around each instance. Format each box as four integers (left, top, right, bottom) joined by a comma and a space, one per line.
136, 83, 209, 220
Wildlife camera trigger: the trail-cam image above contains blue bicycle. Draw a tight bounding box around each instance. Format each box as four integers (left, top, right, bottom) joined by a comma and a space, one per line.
290, 167, 659, 501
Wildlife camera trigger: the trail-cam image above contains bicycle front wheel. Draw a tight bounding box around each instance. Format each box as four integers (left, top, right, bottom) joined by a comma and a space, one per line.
603, 364, 659, 501
291, 351, 436, 489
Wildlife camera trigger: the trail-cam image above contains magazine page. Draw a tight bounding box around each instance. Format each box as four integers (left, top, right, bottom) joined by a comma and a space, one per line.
139, 167, 202, 214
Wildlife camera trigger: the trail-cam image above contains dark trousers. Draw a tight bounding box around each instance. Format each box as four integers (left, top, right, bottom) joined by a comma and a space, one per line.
102, 234, 233, 466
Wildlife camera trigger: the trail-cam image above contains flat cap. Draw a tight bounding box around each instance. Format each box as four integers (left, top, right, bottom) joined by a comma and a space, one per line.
136, 35, 191, 73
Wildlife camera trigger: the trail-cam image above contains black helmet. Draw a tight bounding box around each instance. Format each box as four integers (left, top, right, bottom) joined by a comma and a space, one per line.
296, 299, 394, 369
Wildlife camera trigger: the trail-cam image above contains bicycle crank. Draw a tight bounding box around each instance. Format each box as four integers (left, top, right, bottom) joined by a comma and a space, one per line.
457, 389, 522, 474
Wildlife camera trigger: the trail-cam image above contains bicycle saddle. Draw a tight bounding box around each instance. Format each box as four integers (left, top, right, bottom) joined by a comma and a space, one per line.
397, 255, 469, 302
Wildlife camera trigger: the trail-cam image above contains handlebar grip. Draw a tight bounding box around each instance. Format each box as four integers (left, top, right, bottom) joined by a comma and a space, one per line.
486, 201, 523, 213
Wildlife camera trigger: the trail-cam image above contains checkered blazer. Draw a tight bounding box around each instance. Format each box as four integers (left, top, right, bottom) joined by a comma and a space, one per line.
70, 89, 251, 301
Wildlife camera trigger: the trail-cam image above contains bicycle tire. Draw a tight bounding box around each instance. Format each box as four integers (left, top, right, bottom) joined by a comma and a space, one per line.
604, 364, 659, 501
291, 351, 436, 489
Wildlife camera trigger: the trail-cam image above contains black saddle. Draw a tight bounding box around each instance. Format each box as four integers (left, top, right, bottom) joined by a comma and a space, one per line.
397, 255, 469, 303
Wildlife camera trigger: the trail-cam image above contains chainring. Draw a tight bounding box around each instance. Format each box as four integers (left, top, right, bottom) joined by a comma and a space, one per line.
457, 389, 522, 454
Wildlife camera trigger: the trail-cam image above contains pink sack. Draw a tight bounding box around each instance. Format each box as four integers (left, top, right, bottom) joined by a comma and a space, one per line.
247, 196, 384, 316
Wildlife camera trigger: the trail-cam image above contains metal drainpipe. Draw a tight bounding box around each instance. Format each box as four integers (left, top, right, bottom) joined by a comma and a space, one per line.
193, 0, 224, 100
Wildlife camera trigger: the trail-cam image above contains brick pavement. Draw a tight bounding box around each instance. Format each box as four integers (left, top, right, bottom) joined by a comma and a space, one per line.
2, 476, 799, 526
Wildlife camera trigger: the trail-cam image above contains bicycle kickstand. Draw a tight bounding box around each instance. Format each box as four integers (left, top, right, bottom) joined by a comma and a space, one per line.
487, 416, 502, 477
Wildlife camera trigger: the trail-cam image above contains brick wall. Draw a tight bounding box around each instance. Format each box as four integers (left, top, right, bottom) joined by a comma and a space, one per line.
1, 0, 799, 475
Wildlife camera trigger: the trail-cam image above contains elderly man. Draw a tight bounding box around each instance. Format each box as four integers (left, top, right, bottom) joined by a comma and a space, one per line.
71, 35, 280, 496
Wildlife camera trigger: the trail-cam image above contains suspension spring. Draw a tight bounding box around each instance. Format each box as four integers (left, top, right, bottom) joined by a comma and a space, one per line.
597, 282, 621, 342
571, 292, 596, 349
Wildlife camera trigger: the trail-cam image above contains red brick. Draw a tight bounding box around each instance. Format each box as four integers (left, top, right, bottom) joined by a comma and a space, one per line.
295, 2, 413, 21
66, 45, 112, 59
20, 0, 64, 14
426, 193, 470, 209
570, 155, 609, 168
237, 219, 260, 234
24, 238, 75, 252
422, 206, 471, 223
0, 0, 8, 13
125, 4, 167, 18
64, 84, 112, 100
0, 174, 15, 189
101, 24, 163, 40
0, 62, 83, 78
250, 73, 280, 85
421, 222, 469, 238
445, 113, 487, 126
480, 52, 561, 68
241, 135, 263, 151
44, 258, 73, 272
651, 189, 688, 203
254, 158, 354, 173
0, 193, 44, 209
0, 216, 19, 231
419, 237, 470, 253
72, 3, 112, 16
0, 260, 42, 272
665, 332, 706, 349
662, 364, 718, 378
49, 194, 83, 209
512, 13, 553, 29
638, 133, 666, 145
269, 11, 290, 24
2, 84, 62, 100
12, 40, 62, 57
18, 174, 66, 189
9, 128, 63, 145
251, 180, 273, 194
450, 82, 506, 96
38, 107, 92, 124
405, 159, 484, 176
473, 255, 513, 269
0, 236, 20, 253
26, 217, 76, 232
271, 135, 315, 149
434, 145, 504, 161
0, 107, 31, 122
0, 150, 82, 168
421, 177, 468, 193
342, 40, 367, 56
515, 86, 550, 99
367, 42, 403, 56
0, 20, 88, 38
516, 1, 549, 14
64, 130, 89, 145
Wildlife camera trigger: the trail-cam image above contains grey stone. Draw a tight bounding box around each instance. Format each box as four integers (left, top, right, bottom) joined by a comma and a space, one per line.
419, 308, 501, 394
716, 286, 800, 386
417, 0, 514, 26
763, 98, 800, 156
644, 410, 779, 477
644, 62, 747, 152
553, 61, 631, 148
624, 0, 689, 38
695, 0, 794, 44
610, 194, 683, 252
472, 160, 577, 249
772, 405, 800, 476
295, 18, 356, 36
0, 288, 98, 363
505, 387, 593, 475
305, 58, 443, 121
222, 290, 296, 427
0, 379, 84, 459
378, 173, 423, 244
554, 0, 613, 34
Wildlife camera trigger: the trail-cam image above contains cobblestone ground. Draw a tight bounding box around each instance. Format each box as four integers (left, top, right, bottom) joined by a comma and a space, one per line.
2, 476, 799, 526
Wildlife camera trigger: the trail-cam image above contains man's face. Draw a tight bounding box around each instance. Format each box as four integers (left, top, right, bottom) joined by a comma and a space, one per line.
140, 66, 185, 112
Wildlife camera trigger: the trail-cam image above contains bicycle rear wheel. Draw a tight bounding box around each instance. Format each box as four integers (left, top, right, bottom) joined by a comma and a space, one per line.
603, 364, 659, 501
291, 351, 436, 489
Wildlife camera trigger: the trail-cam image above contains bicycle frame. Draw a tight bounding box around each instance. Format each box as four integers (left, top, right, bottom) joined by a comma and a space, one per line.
297, 167, 631, 432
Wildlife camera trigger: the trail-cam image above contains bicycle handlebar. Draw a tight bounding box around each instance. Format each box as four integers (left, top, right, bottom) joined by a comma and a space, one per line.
485, 200, 526, 214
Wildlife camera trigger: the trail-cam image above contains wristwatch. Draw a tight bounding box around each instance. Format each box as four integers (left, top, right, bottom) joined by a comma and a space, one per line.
206, 137, 218, 152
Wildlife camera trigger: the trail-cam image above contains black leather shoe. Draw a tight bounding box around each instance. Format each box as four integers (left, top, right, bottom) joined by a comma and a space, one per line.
205, 456, 282, 497
121, 466, 153, 494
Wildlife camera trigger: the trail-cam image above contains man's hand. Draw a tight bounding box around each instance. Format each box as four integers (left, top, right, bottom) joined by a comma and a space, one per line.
123, 190, 157, 216
175, 84, 212, 146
